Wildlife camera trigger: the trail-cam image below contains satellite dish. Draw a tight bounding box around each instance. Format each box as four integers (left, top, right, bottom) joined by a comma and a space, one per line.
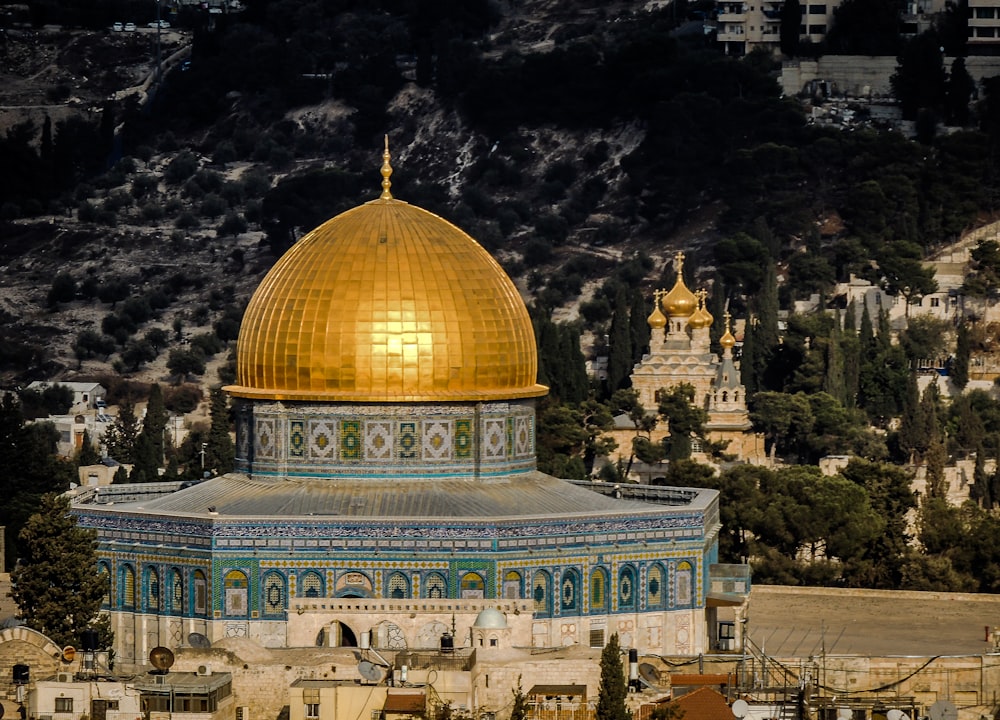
188, 632, 211, 649
62, 646, 76, 663
638, 663, 660, 688
732, 699, 750, 719
929, 701, 957, 720
887, 710, 909, 720
358, 660, 384, 684
149, 646, 175, 673
838, 708, 853, 720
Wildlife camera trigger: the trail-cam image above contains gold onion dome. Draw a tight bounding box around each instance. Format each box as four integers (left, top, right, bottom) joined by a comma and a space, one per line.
227, 139, 547, 403
688, 290, 713, 329
662, 251, 698, 317
647, 290, 667, 329
720, 311, 737, 350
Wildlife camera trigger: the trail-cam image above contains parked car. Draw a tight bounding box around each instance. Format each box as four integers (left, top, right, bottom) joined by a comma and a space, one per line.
112, 21, 123, 31
147, 20, 170, 28
123, 22, 136, 31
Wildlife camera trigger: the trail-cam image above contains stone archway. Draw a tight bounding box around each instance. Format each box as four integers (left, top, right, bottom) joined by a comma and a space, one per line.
0, 626, 66, 695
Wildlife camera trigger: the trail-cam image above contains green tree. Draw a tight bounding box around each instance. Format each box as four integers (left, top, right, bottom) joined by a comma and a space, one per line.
511, 676, 528, 720
946, 57, 975, 126
606, 288, 633, 396
10, 493, 108, 648
658, 384, 708, 461
953, 320, 971, 390
205, 388, 235, 476
628, 288, 650, 367
102, 398, 140, 463
596, 633, 630, 720
779, 0, 801, 56
892, 31, 947, 121
77, 429, 101, 466
749, 391, 814, 461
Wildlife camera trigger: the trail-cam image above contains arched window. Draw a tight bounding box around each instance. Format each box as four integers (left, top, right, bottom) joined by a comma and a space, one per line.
122, 564, 135, 609
263, 571, 286, 616
560, 569, 580, 614
171, 569, 183, 615
502, 570, 522, 599
590, 568, 607, 612
387, 572, 409, 599
424, 573, 447, 598
722, 391, 728, 402
619, 566, 636, 611
300, 571, 323, 598
647, 564, 665, 609
224, 570, 249, 617
98, 563, 111, 608
675, 561, 694, 607
460, 572, 485, 599
193, 570, 208, 617
146, 567, 160, 611
532, 571, 552, 617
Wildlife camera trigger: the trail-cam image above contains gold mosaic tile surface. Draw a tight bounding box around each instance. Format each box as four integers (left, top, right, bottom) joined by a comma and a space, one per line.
229, 198, 546, 402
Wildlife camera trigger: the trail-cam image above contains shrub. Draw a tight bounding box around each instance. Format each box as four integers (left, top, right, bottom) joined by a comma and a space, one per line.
200, 193, 228, 219
218, 212, 247, 237
47, 272, 77, 307
212, 140, 237, 165
175, 211, 199, 229
189, 332, 223, 357
132, 174, 159, 199
164, 383, 203, 413
164, 150, 199, 184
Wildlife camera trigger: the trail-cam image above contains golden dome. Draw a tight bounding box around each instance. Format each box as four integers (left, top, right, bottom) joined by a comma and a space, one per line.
688, 289, 714, 329
647, 289, 667, 329
720, 311, 737, 350
662, 251, 698, 317
227, 145, 546, 403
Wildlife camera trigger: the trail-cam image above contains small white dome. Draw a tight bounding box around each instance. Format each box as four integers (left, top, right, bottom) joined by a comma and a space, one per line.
473, 608, 508, 629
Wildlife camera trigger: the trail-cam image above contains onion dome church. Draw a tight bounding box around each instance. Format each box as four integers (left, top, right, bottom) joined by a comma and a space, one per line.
628, 253, 764, 464
72, 143, 744, 669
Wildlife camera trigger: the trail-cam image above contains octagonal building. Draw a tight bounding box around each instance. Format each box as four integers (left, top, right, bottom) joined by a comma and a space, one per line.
73, 146, 740, 669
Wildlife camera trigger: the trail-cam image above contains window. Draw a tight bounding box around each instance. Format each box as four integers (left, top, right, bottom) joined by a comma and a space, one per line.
146, 567, 160, 610
99, 563, 111, 607
675, 561, 694, 606
171, 569, 183, 614
224, 570, 249, 616
55, 698, 73, 713
461, 572, 485, 599
305, 704, 320, 719
976, 6, 995, 17
619, 567, 636, 610
263, 572, 286, 616
503, 570, 522, 599
590, 569, 607, 611
300, 571, 323, 598
808, 24, 826, 33
589, 628, 605, 647
808, 4, 826, 12
194, 570, 208, 616
122, 564, 135, 609
371, 712, 385, 720
647, 564, 664, 609
424, 573, 447, 598
388, 572, 409, 599
561, 569, 580, 613
930, 297, 941, 307
532, 571, 552, 616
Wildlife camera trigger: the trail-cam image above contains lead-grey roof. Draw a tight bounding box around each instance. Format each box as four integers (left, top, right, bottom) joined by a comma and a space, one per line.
80, 471, 713, 521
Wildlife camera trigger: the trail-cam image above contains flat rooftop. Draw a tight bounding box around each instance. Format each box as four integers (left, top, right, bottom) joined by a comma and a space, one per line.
747, 586, 1000, 657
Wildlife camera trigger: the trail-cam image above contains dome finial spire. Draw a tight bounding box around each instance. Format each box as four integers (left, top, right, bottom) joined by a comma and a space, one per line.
674, 250, 685, 277
380, 134, 393, 200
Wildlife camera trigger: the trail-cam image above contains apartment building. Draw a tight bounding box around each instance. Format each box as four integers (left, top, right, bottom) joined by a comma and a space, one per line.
970, 0, 1000, 51
717, 0, 841, 55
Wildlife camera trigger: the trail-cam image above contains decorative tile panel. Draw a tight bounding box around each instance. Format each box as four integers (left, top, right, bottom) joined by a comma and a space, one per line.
289, 420, 306, 458
309, 420, 336, 459
365, 421, 394, 460
455, 419, 472, 458
256, 418, 276, 460
483, 418, 506, 459
514, 416, 532, 457
340, 420, 361, 460
421, 420, 453, 460
399, 422, 417, 459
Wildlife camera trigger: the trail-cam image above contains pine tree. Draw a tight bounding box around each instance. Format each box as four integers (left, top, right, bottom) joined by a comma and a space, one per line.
205, 388, 235, 476
606, 288, 633, 397
597, 633, 630, 720
953, 321, 971, 390
10, 493, 108, 648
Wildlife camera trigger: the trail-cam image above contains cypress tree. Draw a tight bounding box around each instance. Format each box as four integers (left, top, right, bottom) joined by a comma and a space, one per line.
898, 371, 925, 463
859, 304, 875, 356
708, 276, 726, 353
145, 384, 168, 465
606, 287, 633, 396
558, 324, 589, 404
102, 398, 140, 463
205, 388, 235, 476
629, 288, 650, 367
755, 260, 780, 352
823, 314, 847, 405
77, 429, 101, 466
741, 316, 758, 396
971, 444, 987, 507
953, 320, 971, 390
596, 633, 630, 720
841, 324, 860, 409
877, 309, 892, 354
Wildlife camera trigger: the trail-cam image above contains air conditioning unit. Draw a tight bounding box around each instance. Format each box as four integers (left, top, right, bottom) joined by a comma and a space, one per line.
57, 672, 73, 683
196, 664, 212, 677
236, 706, 249, 720
154, 676, 167, 685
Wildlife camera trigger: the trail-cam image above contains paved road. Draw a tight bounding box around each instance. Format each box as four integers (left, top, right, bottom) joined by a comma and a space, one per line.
746, 586, 1000, 657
